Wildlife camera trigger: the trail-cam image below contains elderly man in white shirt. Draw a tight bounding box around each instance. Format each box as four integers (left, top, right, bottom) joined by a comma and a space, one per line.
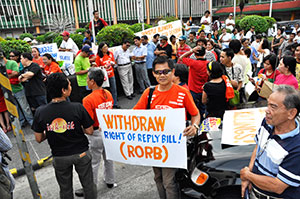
114, 40, 135, 100
59, 31, 79, 56
200, 10, 211, 34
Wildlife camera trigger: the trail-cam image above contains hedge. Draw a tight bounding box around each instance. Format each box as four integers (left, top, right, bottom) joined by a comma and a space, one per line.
0, 40, 31, 58
19, 33, 34, 40
129, 23, 152, 33
239, 15, 269, 33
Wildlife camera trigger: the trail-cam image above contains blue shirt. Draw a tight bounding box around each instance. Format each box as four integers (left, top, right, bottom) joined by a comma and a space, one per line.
143, 42, 156, 69
252, 118, 300, 199
249, 46, 258, 64
132, 44, 147, 63
83, 36, 94, 43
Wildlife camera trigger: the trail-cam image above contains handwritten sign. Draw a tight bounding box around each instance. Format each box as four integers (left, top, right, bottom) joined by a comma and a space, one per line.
97, 109, 187, 169
221, 108, 266, 145
56, 52, 75, 75
32, 43, 58, 55
135, 20, 182, 39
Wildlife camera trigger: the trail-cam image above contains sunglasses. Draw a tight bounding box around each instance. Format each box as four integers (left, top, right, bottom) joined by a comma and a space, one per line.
9, 55, 15, 57
153, 69, 172, 75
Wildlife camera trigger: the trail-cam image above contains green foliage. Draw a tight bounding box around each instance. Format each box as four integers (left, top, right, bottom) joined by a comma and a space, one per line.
239, 15, 269, 33
96, 24, 135, 46
163, 16, 178, 23
54, 36, 63, 47
84, 22, 90, 30
235, 15, 245, 29
19, 33, 34, 40
44, 32, 59, 43
129, 23, 152, 33
75, 28, 87, 35
263, 16, 276, 29
0, 37, 5, 42
0, 40, 31, 58
218, 29, 232, 35
5, 37, 14, 41
35, 35, 45, 43
70, 34, 85, 49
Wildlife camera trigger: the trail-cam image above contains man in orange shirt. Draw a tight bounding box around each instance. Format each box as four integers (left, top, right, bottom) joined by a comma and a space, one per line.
134, 56, 200, 199
76, 67, 116, 197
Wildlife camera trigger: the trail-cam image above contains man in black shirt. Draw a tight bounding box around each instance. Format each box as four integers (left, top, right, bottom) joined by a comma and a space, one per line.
89, 10, 108, 35
154, 35, 173, 59
18, 53, 46, 112
32, 73, 97, 199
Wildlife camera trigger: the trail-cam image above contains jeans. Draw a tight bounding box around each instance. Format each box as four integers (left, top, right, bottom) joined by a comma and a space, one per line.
52, 150, 97, 199
108, 76, 118, 106
153, 167, 179, 199
14, 89, 33, 126
86, 130, 115, 185
26, 95, 47, 110
190, 91, 206, 122
135, 62, 151, 92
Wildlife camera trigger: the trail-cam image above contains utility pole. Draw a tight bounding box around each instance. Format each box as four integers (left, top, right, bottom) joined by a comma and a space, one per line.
137, 0, 144, 30
269, 0, 273, 17
87, 0, 95, 44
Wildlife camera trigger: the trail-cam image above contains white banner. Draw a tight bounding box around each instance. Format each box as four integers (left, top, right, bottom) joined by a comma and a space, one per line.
32, 43, 58, 55
221, 108, 267, 145
96, 108, 187, 169
135, 20, 183, 40
56, 52, 75, 75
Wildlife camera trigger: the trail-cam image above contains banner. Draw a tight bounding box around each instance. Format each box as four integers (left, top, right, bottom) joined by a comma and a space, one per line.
221, 108, 266, 145
32, 43, 58, 55
56, 52, 75, 75
135, 20, 182, 39
97, 108, 187, 169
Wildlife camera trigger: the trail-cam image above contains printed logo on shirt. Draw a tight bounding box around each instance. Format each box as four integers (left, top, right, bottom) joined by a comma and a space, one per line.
47, 118, 75, 133
154, 105, 172, 110
98, 101, 113, 109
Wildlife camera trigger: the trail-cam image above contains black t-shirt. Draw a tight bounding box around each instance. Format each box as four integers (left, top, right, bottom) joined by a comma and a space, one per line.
156, 43, 173, 58
203, 80, 227, 118
20, 62, 46, 96
32, 101, 94, 156
94, 19, 105, 34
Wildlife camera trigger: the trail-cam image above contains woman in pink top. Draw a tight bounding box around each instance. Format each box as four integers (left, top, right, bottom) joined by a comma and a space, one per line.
275, 56, 298, 89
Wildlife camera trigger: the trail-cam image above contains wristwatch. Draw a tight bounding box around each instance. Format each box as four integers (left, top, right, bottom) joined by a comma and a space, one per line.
193, 123, 199, 131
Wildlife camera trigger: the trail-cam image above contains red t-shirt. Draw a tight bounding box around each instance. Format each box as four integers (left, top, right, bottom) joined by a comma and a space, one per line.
182, 57, 209, 93
177, 44, 191, 63
83, 89, 113, 128
32, 57, 44, 67
95, 52, 115, 78
44, 62, 62, 75
76, 50, 95, 59
134, 84, 199, 118
258, 69, 280, 83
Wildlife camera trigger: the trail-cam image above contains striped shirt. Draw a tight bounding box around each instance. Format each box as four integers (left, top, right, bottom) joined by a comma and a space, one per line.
177, 44, 191, 64
252, 118, 300, 199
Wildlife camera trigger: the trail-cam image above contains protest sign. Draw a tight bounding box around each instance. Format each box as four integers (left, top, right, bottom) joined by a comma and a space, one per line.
56, 52, 75, 75
135, 20, 182, 39
221, 107, 266, 145
32, 43, 58, 55
96, 108, 187, 169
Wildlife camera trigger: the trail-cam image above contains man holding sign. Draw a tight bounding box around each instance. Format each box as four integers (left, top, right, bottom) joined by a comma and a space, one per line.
134, 56, 200, 199
240, 85, 300, 199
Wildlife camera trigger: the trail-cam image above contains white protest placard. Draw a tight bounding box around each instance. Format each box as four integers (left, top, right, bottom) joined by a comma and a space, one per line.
221, 107, 267, 145
56, 52, 75, 75
96, 108, 187, 169
32, 43, 58, 55
135, 20, 182, 39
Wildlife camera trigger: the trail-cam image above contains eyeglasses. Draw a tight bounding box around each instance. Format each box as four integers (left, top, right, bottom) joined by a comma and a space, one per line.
9, 55, 15, 57
153, 69, 172, 75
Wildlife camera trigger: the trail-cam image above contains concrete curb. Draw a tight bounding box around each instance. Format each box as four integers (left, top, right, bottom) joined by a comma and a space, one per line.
10, 156, 53, 177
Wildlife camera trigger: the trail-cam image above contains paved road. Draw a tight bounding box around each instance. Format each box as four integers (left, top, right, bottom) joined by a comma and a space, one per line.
9, 93, 161, 199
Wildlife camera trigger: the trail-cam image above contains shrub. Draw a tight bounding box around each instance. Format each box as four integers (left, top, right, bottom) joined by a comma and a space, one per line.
19, 33, 34, 40
70, 34, 85, 49
0, 40, 31, 58
239, 15, 269, 33
36, 35, 45, 44
129, 23, 152, 33
54, 36, 63, 47
96, 24, 135, 46
0, 37, 5, 42
263, 16, 276, 29
5, 37, 14, 41
44, 32, 59, 43
75, 28, 87, 35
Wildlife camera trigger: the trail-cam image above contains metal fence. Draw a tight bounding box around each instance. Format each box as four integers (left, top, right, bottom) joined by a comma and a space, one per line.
0, 0, 208, 30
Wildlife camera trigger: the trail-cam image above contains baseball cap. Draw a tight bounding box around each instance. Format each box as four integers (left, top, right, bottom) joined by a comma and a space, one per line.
23, 37, 32, 42
81, 45, 93, 55
229, 13, 233, 16
61, 31, 70, 37
179, 35, 187, 41
160, 35, 168, 40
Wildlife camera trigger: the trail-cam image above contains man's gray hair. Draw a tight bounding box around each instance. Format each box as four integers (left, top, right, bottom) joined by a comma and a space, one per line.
274, 85, 300, 116
88, 67, 104, 87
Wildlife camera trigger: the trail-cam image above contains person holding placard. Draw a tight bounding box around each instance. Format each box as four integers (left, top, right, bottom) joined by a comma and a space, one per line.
240, 85, 300, 199
59, 31, 79, 56
134, 56, 200, 199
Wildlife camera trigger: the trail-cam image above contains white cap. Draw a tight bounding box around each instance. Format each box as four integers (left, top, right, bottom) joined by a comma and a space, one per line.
23, 37, 32, 42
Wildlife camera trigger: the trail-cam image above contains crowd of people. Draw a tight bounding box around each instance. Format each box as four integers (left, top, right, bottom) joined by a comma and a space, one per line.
0, 9, 300, 199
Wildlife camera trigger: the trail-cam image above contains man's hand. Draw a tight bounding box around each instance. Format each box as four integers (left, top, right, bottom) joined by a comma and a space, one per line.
192, 46, 201, 53
183, 125, 197, 136
240, 166, 251, 181
241, 180, 250, 198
